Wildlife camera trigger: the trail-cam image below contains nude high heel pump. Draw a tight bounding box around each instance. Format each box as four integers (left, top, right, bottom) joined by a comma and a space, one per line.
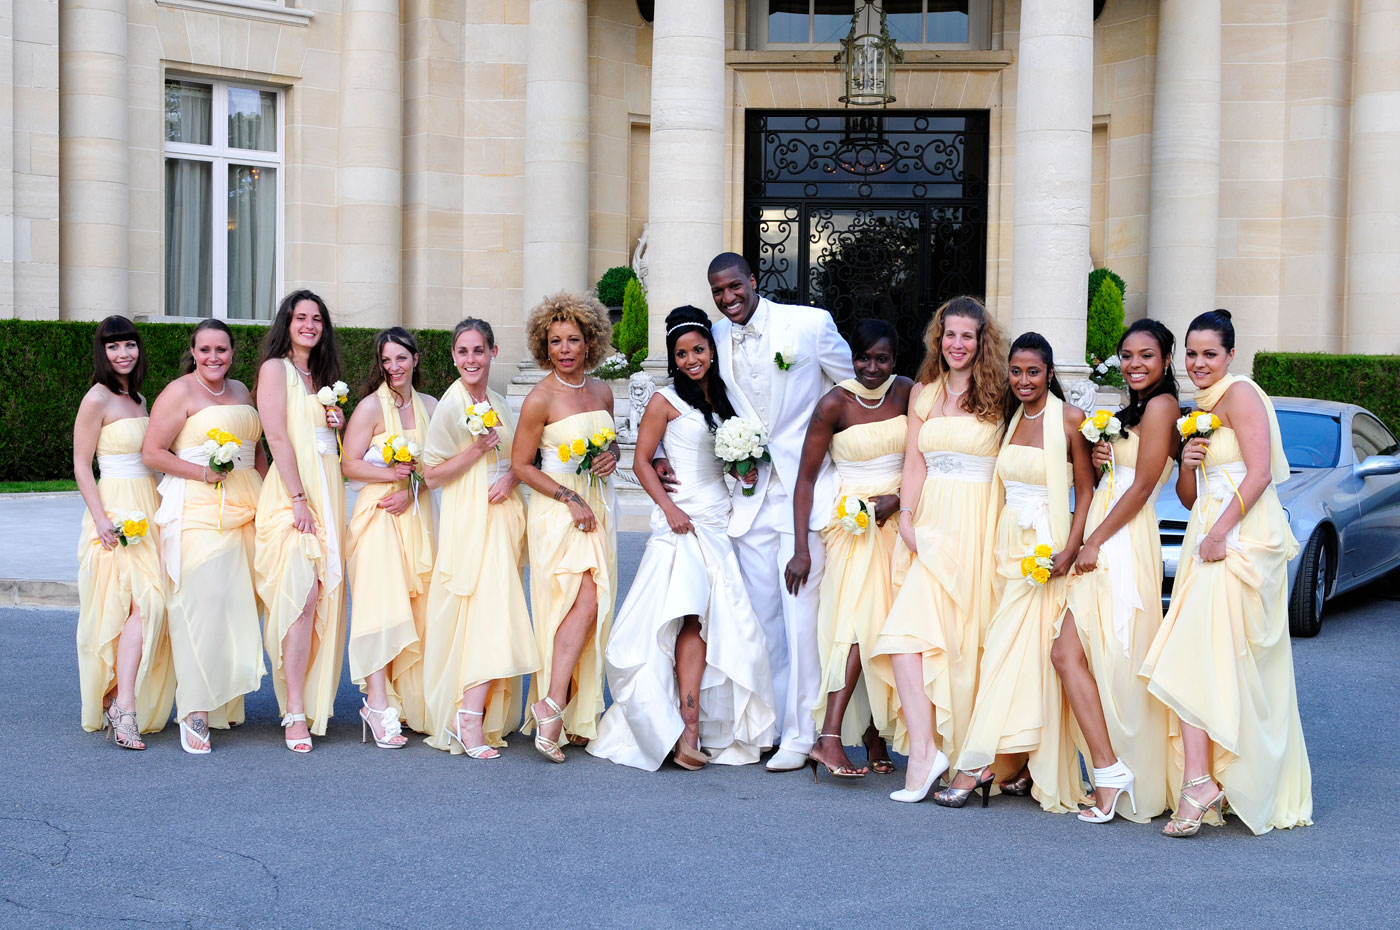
1078, 759, 1137, 823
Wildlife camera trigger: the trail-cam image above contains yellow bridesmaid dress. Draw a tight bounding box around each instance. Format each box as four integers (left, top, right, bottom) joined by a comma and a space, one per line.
1142, 375, 1312, 833
155, 405, 265, 729
525, 409, 618, 742
254, 359, 347, 736
76, 417, 175, 733
812, 414, 906, 745
868, 381, 1001, 760
422, 383, 540, 751
346, 384, 435, 733
1063, 429, 1179, 821
955, 397, 1087, 813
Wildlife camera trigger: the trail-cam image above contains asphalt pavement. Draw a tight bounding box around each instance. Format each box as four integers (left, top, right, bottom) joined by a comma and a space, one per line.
3, 553, 1398, 930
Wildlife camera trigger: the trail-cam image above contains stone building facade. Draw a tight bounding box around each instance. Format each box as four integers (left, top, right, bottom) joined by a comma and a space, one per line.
2, 0, 1397, 388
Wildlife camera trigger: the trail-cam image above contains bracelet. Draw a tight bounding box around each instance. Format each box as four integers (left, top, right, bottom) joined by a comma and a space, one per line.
290, 492, 306, 502
899, 507, 914, 515
202, 464, 209, 484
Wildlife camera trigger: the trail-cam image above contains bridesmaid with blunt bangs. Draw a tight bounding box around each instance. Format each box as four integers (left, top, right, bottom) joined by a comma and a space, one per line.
254, 289, 348, 752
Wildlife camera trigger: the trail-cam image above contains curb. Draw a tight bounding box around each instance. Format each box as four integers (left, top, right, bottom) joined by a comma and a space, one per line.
1, 578, 79, 608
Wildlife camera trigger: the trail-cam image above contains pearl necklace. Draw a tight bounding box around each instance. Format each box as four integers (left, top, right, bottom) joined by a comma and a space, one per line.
292, 361, 312, 377
854, 392, 885, 410
193, 372, 227, 397
1022, 405, 1047, 420
391, 389, 410, 409
944, 383, 968, 397
553, 370, 587, 390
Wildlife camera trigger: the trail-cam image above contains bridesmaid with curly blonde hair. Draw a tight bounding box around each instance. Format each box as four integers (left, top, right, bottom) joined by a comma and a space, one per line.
512, 293, 620, 763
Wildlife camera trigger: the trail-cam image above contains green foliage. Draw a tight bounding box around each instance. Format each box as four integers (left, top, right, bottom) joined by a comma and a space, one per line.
1086, 272, 1126, 363
595, 265, 638, 308
1087, 267, 1126, 306
0, 319, 459, 481
1253, 352, 1400, 437
615, 277, 648, 363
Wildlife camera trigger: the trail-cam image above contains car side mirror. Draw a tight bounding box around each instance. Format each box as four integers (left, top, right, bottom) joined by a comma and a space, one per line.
1355, 455, 1400, 479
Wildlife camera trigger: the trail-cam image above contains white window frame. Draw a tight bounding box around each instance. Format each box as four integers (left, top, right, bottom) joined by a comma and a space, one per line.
749, 1, 990, 51
163, 73, 285, 320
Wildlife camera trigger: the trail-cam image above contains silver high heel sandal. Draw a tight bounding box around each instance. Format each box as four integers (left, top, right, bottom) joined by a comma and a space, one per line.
1078, 759, 1137, 823
360, 699, 407, 749
444, 708, 500, 759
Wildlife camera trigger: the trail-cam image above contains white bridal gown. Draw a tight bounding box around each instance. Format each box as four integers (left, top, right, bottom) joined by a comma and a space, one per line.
589, 388, 777, 770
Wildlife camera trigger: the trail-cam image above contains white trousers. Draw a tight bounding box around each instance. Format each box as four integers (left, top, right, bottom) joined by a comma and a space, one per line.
732, 493, 825, 755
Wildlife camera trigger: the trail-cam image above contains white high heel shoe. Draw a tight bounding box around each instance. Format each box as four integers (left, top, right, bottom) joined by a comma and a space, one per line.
281, 712, 313, 753
890, 750, 949, 803
360, 700, 407, 749
1078, 759, 1138, 823
443, 708, 500, 759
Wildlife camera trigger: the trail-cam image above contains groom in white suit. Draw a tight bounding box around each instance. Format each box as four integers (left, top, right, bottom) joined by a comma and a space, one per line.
704, 252, 854, 770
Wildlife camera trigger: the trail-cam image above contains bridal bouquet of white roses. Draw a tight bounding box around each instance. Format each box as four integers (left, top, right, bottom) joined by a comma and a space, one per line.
714, 416, 771, 497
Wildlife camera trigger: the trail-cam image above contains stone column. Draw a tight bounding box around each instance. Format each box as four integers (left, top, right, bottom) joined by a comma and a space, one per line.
1010, 0, 1093, 365
336, 0, 402, 326
521, 0, 590, 312
1147, 0, 1222, 348
58, 0, 128, 319
644, 0, 727, 362
1344, 0, 1400, 353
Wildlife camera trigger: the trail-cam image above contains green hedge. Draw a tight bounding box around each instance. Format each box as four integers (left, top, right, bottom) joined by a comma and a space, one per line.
1253, 352, 1400, 437
1, 319, 459, 482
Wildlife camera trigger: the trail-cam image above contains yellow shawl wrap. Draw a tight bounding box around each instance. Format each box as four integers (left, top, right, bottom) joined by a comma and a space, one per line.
1194, 373, 1291, 485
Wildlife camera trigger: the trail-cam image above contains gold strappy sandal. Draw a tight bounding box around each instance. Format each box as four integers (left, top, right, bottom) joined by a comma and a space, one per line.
526, 696, 566, 763
1163, 774, 1226, 837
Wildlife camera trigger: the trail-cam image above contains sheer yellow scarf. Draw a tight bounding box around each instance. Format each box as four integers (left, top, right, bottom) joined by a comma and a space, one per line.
996, 393, 1072, 549
422, 381, 519, 597
1193, 373, 1291, 485
374, 382, 434, 573
837, 375, 895, 401
280, 358, 342, 593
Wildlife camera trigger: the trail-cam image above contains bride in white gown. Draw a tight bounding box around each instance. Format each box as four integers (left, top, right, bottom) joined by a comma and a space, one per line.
589, 306, 776, 770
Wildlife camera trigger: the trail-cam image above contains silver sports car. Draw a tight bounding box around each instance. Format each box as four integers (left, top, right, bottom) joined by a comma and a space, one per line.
1157, 398, 1400, 636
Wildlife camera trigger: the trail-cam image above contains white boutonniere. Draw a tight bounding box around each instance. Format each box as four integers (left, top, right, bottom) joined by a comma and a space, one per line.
774, 346, 798, 371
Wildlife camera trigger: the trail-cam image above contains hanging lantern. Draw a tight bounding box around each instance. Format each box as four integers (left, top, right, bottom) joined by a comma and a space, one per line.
836, 1, 903, 107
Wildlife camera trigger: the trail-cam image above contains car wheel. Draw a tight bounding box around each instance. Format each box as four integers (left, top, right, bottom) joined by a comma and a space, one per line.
1289, 530, 1329, 637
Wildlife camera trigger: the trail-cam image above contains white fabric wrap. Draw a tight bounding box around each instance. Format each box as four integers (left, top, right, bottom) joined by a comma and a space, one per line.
835, 452, 903, 486
924, 451, 996, 482
154, 444, 255, 588
1194, 460, 1248, 559
540, 453, 615, 519
1003, 480, 1053, 548
1099, 460, 1145, 656
96, 453, 151, 480
313, 427, 338, 456
311, 426, 342, 592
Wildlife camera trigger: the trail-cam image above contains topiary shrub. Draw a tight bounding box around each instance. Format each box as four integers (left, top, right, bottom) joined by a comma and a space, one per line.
1087, 267, 1126, 308
1086, 270, 1126, 363
595, 265, 637, 308
614, 277, 648, 365
0, 319, 458, 481
1254, 352, 1400, 437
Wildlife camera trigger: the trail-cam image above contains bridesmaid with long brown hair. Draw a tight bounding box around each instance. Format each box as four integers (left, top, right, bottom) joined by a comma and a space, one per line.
254, 289, 347, 752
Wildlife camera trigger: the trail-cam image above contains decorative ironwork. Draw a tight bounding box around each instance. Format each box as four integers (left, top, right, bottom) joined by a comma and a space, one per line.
744, 110, 989, 375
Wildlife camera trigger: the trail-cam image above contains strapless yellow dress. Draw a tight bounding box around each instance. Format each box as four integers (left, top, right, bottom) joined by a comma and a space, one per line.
956, 444, 1087, 813
1063, 429, 1178, 820
869, 386, 1001, 760
254, 359, 347, 736
76, 418, 174, 733
346, 386, 435, 732
524, 409, 618, 741
812, 415, 905, 744
1142, 427, 1313, 833
158, 405, 265, 728
421, 383, 540, 751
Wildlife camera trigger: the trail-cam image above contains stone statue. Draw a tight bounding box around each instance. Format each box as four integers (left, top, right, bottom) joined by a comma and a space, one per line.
631, 223, 650, 292
1066, 377, 1100, 414
618, 370, 656, 444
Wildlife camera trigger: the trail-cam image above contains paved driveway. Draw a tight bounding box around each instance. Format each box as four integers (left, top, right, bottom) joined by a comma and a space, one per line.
3, 573, 1397, 929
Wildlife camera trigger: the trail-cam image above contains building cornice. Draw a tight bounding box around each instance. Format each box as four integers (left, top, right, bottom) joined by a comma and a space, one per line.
726, 49, 1014, 72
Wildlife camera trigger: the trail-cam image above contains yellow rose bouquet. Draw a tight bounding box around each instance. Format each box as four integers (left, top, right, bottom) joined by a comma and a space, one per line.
834, 495, 872, 536
460, 401, 502, 450
114, 510, 149, 548
380, 433, 424, 502
1079, 408, 1126, 495
1020, 543, 1055, 586
557, 427, 618, 482
1177, 410, 1242, 514
202, 427, 242, 477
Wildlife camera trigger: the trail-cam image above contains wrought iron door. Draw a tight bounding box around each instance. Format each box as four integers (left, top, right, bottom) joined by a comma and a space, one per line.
743, 110, 989, 375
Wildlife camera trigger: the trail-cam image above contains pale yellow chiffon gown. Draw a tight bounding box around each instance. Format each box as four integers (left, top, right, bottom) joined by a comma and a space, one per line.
76, 418, 175, 733
421, 383, 540, 752
254, 359, 347, 736
812, 414, 905, 744
955, 441, 1087, 814
869, 381, 1001, 760
347, 384, 435, 732
1063, 429, 1179, 821
1142, 413, 1313, 833
525, 410, 618, 742
155, 405, 265, 728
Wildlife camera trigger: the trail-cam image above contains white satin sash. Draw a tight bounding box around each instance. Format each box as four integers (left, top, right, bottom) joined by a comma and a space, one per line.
1004, 480, 1053, 547
347, 446, 390, 494
154, 445, 255, 588
836, 452, 903, 486
1099, 462, 1146, 656
313, 427, 338, 456
1193, 460, 1248, 559
96, 453, 151, 481
311, 426, 342, 592
924, 451, 996, 482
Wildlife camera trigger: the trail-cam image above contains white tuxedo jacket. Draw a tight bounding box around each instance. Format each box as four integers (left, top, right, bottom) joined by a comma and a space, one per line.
713, 297, 854, 537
